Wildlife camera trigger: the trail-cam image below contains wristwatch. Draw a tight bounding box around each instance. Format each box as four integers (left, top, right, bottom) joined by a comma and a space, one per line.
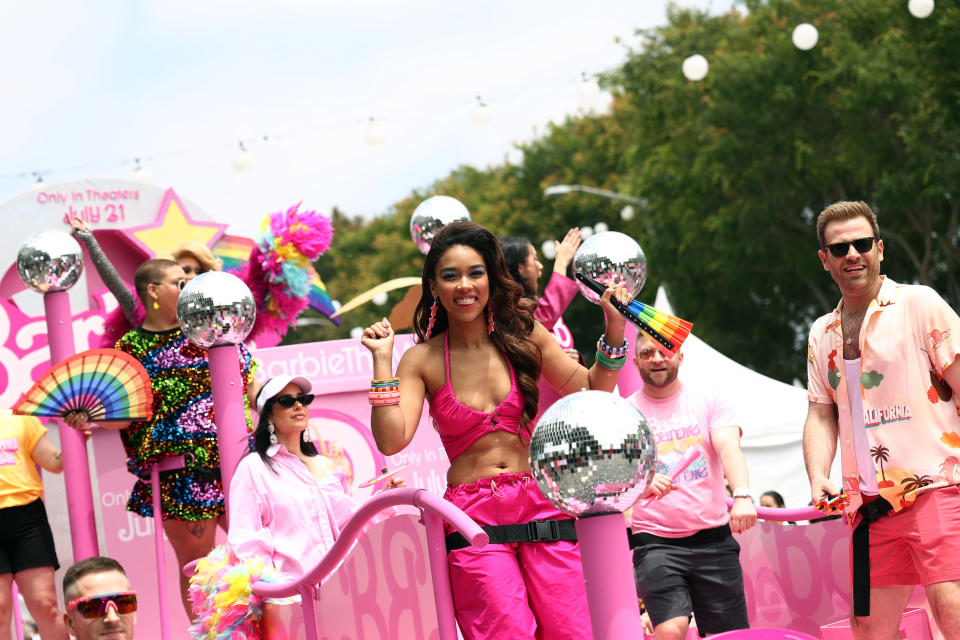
732, 487, 753, 501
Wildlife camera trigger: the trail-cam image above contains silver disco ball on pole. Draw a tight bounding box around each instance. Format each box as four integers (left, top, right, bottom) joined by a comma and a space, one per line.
529, 390, 657, 517
177, 271, 256, 347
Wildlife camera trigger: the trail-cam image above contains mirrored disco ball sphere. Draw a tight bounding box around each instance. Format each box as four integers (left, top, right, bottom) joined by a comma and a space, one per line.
17, 230, 84, 293
177, 272, 256, 348
572, 231, 647, 304
530, 390, 657, 517
410, 195, 471, 254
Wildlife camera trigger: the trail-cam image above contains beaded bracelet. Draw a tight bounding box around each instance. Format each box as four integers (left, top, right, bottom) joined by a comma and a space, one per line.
597, 333, 629, 359
369, 378, 401, 406
595, 349, 627, 371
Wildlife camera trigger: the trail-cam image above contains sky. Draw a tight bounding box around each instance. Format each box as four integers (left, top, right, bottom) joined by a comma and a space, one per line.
0, 0, 736, 241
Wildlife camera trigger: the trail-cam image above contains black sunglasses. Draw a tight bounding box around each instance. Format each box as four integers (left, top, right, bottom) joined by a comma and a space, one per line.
273, 394, 314, 408
824, 237, 876, 258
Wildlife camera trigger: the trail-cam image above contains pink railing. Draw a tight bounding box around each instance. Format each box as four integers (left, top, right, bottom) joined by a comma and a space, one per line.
250, 487, 488, 640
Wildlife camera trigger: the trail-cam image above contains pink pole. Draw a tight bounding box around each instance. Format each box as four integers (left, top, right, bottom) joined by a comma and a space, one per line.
423, 509, 458, 640
11, 581, 24, 640
150, 466, 171, 640
575, 514, 643, 639
617, 322, 642, 398
43, 290, 99, 560
206, 344, 247, 516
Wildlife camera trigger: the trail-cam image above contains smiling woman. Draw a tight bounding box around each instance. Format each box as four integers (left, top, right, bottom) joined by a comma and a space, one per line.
361, 220, 631, 639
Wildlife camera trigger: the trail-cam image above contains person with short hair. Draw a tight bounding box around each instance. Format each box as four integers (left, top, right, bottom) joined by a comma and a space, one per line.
64, 258, 259, 616
627, 332, 757, 640
62, 557, 136, 640
804, 200, 960, 638
0, 408, 68, 639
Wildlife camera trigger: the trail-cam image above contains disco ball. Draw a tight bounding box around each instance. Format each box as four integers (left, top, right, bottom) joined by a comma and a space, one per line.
572, 231, 647, 304
530, 390, 657, 517
410, 195, 471, 254
17, 230, 84, 293
177, 272, 256, 348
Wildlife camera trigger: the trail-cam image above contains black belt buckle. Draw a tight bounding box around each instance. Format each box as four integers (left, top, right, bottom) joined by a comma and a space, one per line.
527, 519, 560, 542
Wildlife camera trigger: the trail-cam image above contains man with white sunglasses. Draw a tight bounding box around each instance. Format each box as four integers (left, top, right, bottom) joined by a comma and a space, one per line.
62, 557, 136, 640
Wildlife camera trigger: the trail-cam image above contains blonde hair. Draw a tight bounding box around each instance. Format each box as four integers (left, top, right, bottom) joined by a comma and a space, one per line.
167, 242, 222, 274
816, 201, 880, 249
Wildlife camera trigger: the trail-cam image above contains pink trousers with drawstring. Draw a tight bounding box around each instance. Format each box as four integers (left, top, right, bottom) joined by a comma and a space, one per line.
444, 472, 593, 640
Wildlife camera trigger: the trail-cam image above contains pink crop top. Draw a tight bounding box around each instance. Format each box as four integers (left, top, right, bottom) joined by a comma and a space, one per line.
429, 333, 527, 461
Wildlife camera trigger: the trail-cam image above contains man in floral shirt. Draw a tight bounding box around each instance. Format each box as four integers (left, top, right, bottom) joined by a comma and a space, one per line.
804, 201, 960, 639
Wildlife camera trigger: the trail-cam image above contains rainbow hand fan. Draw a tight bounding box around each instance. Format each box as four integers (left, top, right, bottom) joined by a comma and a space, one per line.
575, 273, 693, 357
13, 349, 153, 422
625, 298, 693, 357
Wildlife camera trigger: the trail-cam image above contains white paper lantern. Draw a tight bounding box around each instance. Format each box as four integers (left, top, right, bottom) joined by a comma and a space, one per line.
471, 101, 493, 127
594, 222, 609, 234
331, 300, 342, 312
232, 148, 253, 172
620, 205, 635, 221
364, 119, 386, 147
541, 239, 557, 260
131, 168, 153, 184
792, 23, 819, 50
372, 292, 389, 306
580, 225, 594, 240
682, 54, 709, 82
908, 0, 934, 18
350, 327, 364, 340
577, 78, 601, 109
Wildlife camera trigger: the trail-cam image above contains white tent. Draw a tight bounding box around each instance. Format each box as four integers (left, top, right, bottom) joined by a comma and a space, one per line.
652, 288, 833, 509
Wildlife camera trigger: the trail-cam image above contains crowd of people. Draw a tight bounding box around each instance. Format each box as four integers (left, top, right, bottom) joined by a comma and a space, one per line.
4, 201, 959, 639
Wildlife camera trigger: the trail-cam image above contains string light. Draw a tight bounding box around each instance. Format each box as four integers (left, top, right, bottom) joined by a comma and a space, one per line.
470, 96, 493, 127
130, 158, 152, 184
232, 142, 253, 172
908, 0, 934, 18
792, 23, 819, 50
364, 118, 386, 147
682, 54, 709, 82
620, 205, 635, 221
372, 292, 389, 306
577, 72, 601, 109
542, 239, 557, 260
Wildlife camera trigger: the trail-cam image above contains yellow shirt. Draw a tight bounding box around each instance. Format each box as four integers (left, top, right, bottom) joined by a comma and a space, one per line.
0, 409, 46, 509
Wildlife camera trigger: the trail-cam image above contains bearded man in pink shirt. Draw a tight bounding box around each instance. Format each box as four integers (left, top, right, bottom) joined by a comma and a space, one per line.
804, 201, 960, 639
627, 332, 757, 640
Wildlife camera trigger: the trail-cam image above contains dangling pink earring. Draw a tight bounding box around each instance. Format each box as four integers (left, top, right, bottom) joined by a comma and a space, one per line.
487, 304, 495, 335
425, 297, 439, 340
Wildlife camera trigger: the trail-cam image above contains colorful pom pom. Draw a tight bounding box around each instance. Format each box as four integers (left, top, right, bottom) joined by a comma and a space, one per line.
188, 545, 284, 640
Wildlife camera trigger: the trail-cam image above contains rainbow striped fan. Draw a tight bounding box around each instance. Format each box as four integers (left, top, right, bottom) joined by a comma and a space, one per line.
13, 349, 153, 422
626, 299, 693, 357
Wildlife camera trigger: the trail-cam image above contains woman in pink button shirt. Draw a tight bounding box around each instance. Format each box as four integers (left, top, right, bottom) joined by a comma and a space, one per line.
227, 375, 404, 582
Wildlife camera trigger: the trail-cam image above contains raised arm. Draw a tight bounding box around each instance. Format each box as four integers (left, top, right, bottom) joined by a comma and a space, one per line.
538, 285, 627, 395
361, 319, 426, 455
802, 400, 840, 504
66, 215, 138, 324
30, 434, 64, 474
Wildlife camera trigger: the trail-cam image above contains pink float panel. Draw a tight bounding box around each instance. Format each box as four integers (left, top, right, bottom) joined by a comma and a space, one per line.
261, 514, 443, 640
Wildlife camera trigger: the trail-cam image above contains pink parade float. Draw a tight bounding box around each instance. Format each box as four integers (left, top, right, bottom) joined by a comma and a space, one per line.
1, 182, 946, 639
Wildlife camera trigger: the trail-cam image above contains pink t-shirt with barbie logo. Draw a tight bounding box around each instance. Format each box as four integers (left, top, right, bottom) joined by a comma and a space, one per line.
627, 384, 738, 538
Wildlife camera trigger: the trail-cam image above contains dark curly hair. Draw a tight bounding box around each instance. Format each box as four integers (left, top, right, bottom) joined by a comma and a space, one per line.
413, 221, 542, 432
252, 389, 319, 473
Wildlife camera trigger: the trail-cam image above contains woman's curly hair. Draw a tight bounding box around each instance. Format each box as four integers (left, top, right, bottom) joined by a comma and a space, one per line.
413, 221, 541, 433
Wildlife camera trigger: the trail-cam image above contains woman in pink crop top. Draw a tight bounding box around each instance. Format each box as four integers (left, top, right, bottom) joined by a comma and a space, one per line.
361, 221, 627, 640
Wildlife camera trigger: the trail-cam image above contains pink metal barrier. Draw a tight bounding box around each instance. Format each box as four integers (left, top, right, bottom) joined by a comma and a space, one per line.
247, 487, 487, 640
